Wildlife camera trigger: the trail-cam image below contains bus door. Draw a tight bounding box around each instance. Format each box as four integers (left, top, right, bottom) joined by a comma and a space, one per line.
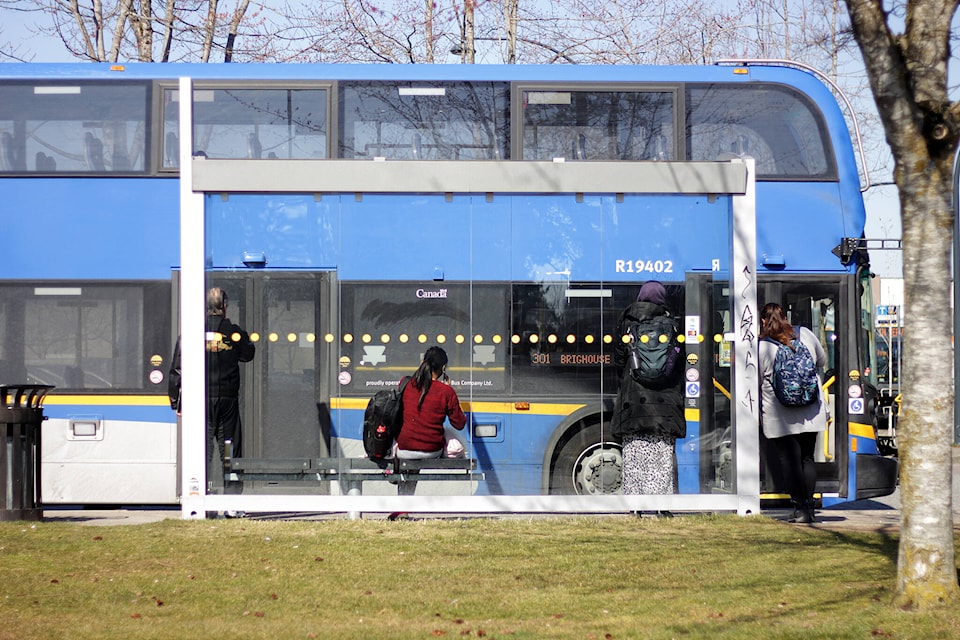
688, 276, 846, 500
758, 280, 846, 500
206, 271, 335, 492
685, 273, 735, 495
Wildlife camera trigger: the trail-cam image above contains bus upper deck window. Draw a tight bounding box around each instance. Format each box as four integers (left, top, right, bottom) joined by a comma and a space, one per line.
338, 81, 509, 160
1, 82, 149, 174
686, 83, 836, 180
520, 89, 675, 162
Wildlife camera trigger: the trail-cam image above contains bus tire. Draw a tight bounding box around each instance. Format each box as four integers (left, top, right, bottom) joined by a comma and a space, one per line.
549, 421, 622, 495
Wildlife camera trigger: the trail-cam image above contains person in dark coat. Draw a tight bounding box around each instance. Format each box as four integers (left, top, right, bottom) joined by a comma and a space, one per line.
168, 287, 255, 508
612, 281, 685, 495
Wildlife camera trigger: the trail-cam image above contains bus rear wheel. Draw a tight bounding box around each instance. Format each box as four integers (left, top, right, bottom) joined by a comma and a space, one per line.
550, 422, 622, 495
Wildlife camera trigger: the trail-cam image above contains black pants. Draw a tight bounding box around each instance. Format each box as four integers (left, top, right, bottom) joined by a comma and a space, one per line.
207, 396, 242, 495
769, 431, 818, 505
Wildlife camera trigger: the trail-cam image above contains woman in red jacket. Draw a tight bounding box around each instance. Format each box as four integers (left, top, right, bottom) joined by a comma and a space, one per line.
396, 346, 467, 459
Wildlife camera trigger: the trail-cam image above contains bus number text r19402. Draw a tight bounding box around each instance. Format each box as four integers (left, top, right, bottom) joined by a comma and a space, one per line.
615, 259, 673, 274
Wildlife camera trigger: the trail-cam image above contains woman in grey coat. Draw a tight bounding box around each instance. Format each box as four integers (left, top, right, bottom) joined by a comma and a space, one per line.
759, 303, 829, 524
612, 281, 685, 496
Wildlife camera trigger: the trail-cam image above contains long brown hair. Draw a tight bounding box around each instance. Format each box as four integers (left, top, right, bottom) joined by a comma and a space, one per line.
760, 303, 795, 345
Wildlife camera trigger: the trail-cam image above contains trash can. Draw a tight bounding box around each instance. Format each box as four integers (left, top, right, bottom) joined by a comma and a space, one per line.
1, 385, 54, 521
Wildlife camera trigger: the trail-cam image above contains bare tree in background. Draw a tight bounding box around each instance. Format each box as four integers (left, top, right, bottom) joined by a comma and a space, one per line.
842, 0, 960, 610
16, 0, 261, 61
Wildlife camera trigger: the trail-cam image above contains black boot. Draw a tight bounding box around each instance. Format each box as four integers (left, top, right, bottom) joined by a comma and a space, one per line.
786, 501, 802, 523
793, 500, 816, 524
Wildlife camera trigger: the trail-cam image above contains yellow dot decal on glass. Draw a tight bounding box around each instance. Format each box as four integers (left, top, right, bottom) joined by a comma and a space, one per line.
585, 335, 595, 344
493, 334, 502, 344
306, 333, 316, 343
603, 334, 612, 344
250, 332, 260, 342
361, 334, 372, 343
380, 334, 390, 344
511, 334, 521, 344
659, 334, 668, 343
714, 334, 723, 343
399, 334, 409, 343
529, 334, 539, 344
547, 334, 557, 344
324, 333, 334, 343
677, 335, 685, 343
268, 332, 279, 343
418, 334, 428, 344
621, 334, 631, 344
287, 332, 297, 343
455, 334, 465, 344
640, 334, 650, 344
474, 334, 483, 344
231, 332, 242, 342
437, 334, 446, 344
697, 334, 705, 343
343, 333, 354, 343
566, 334, 576, 344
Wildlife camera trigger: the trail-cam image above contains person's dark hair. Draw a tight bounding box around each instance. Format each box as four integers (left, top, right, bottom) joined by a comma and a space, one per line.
760, 303, 795, 344
412, 346, 448, 409
207, 287, 228, 316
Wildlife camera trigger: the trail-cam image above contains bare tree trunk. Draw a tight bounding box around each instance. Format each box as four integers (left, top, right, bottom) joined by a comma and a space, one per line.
424, 0, 433, 62
159, 0, 175, 62
201, 0, 218, 63
137, 0, 151, 60
464, 0, 475, 63
844, 0, 960, 611
505, 0, 517, 63
67, 0, 99, 60
107, 0, 132, 61
224, 0, 250, 62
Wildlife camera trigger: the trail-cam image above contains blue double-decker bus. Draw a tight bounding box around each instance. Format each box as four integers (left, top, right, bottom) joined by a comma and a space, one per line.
0, 61, 897, 514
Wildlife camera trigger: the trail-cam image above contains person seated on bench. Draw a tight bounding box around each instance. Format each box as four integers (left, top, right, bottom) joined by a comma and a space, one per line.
395, 346, 467, 493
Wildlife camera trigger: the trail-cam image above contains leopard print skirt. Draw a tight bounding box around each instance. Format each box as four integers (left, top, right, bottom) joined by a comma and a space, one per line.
621, 434, 678, 495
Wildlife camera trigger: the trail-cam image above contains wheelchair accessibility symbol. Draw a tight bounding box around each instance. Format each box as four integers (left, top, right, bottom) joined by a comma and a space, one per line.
848, 398, 864, 415
685, 381, 700, 398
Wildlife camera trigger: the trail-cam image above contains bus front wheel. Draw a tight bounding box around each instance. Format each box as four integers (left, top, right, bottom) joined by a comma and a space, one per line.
550, 422, 622, 495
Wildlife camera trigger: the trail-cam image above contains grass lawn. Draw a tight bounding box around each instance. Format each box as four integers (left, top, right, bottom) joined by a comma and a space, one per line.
1, 514, 957, 639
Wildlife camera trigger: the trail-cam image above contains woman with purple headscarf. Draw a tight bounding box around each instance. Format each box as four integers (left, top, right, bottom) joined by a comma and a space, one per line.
612, 281, 685, 502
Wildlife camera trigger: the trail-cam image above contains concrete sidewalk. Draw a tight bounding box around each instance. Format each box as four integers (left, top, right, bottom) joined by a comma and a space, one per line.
34, 449, 959, 530
33, 501, 942, 532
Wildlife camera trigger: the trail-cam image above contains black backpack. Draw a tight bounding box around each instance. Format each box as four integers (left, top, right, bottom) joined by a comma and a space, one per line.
362, 377, 411, 459
626, 314, 681, 386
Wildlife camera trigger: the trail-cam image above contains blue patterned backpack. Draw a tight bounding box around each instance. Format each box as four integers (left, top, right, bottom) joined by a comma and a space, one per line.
764, 331, 819, 407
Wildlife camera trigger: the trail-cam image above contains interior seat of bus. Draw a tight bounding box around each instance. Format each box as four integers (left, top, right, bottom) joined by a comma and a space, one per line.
1, 131, 26, 170
83, 132, 105, 170
35, 151, 56, 171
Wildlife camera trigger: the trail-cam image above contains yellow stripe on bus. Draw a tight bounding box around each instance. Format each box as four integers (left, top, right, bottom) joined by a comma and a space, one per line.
43, 395, 170, 406
849, 422, 875, 439
331, 397, 584, 415
330, 399, 702, 422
